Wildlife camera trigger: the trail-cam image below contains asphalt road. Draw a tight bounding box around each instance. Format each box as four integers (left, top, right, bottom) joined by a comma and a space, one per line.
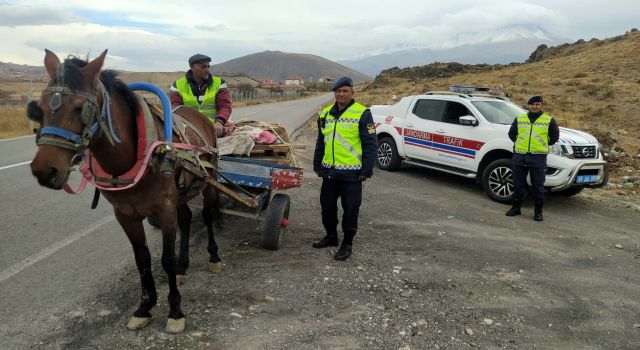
0, 94, 331, 350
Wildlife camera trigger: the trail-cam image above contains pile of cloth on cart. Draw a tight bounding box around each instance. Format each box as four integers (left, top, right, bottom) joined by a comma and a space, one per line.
217, 121, 281, 156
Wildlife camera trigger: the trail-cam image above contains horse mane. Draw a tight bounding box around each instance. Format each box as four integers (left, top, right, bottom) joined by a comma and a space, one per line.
57, 56, 139, 117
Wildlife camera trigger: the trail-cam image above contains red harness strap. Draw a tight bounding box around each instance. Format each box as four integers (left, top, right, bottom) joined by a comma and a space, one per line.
64, 108, 150, 194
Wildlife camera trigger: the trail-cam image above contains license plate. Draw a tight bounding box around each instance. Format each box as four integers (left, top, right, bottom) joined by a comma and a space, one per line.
575, 175, 597, 184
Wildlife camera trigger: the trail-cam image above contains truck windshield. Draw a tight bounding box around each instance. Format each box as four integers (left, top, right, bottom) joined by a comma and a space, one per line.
471, 101, 526, 125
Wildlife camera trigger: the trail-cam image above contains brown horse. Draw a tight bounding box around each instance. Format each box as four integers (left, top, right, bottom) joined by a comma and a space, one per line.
29, 49, 222, 333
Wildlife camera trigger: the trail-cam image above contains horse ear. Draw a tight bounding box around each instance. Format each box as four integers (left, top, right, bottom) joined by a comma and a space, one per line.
83, 49, 108, 82
44, 49, 60, 79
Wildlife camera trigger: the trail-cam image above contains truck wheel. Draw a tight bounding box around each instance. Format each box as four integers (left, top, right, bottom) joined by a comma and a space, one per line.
377, 137, 401, 171
556, 186, 584, 197
262, 194, 290, 250
482, 159, 514, 204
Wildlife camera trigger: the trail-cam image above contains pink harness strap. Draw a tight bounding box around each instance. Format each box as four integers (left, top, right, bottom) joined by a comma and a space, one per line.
64, 141, 211, 194
64, 107, 213, 194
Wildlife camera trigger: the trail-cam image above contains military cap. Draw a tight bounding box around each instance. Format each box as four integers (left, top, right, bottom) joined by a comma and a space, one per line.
332, 76, 353, 91
527, 95, 544, 104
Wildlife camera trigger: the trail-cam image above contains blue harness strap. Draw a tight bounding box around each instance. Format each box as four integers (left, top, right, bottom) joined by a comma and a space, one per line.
128, 82, 173, 143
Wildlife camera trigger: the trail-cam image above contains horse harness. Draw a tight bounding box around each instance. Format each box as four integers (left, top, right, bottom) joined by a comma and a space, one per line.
34, 63, 120, 153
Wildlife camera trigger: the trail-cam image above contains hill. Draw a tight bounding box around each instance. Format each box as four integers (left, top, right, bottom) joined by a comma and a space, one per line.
211, 50, 371, 83
0, 62, 46, 82
339, 38, 554, 76
116, 72, 262, 91
0, 50, 371, 87
359, 30, 640, 195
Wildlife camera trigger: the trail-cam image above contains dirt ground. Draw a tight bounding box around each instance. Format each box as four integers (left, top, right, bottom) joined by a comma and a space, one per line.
35, 123, 639, 350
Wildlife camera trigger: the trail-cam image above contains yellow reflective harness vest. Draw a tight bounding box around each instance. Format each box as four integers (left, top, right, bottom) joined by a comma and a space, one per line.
514, 113, 552, 154
175, 76, 221, 123
319, 102, 366, 170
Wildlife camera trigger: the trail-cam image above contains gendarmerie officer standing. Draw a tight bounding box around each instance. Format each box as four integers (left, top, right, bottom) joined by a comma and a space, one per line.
312, 77, 377, 261
506, 95, 559, 221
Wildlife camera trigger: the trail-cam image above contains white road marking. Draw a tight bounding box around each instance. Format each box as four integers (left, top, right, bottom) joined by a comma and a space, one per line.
0, 135, 34, 142
0, 215, 116, 283
0, 161, 31, 170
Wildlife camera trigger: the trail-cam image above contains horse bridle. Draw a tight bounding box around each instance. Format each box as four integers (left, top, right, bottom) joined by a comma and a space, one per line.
37, 63, 118, 153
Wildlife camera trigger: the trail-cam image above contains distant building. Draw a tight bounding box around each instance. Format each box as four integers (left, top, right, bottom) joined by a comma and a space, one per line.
318, 76, 333, 83
285, 76, 304, 86
259, 79, 283, 89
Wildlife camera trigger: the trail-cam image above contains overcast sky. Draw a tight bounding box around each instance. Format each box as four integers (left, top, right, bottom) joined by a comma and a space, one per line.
1, 0, 638, 71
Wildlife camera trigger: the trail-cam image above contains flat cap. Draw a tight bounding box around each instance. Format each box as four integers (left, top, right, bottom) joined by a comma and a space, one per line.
332, 76, 353, 91
189, 53, 211, 66
527, 95, 543, 104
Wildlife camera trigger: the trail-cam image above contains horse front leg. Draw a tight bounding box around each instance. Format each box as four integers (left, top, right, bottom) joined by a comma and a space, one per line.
157, 205, 186, 333
175, 204, 192, 285
115, 210, 157, 331
202, 185, 223, 273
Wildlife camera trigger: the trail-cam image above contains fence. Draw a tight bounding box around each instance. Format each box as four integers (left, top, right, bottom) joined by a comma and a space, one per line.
230, 89, 302, 101
9, 87, 309, 107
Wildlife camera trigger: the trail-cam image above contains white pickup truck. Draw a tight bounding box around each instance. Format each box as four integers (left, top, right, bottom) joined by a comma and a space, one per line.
371, 91, 608, 203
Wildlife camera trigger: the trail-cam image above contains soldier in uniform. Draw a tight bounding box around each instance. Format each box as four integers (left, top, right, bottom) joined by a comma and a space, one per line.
312, 77, 377, 260
506, 95, 559, 221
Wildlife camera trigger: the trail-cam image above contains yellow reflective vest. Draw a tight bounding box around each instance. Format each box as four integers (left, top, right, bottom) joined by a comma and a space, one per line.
175, 76, 221, 122
514, 113, 552, 154
319, 102, 366, 170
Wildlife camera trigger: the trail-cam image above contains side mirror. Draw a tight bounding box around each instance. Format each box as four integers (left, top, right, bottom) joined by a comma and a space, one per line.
459, 115, 478, 126
26, 100, 43, 123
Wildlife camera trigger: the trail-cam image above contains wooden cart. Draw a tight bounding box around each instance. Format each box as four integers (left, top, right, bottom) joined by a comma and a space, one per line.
212, 156, 302, 249
207, 121, 303, 250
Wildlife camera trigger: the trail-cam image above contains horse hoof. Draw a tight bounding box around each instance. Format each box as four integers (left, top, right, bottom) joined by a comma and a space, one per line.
176, 274, 186, 286
165, 317, 186, 333
208, 262, 222, 273
127, 316, 151, 330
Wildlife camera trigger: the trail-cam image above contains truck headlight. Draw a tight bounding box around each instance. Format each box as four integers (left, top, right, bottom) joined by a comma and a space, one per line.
548, 144, 563, 156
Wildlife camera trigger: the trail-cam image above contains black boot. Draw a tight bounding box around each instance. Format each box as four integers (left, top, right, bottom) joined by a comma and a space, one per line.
534, 202, 543, 221
312, 234, 338, 248
505, 201, 521, 216
334, 242, 353, 261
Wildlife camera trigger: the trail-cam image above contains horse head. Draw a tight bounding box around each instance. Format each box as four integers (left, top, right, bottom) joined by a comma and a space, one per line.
30, 49, 107, 189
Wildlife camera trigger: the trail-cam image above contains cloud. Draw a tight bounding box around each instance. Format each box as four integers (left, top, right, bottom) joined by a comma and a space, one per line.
0, 0, 638, 70
0, 4, 82, 26
194, 24, 226, 32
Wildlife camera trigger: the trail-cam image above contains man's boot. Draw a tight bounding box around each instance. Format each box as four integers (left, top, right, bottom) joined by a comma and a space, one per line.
334, 242, 353, 261
505, 201, 521, 216
312, 234, 338, 248
534, 202, 543, 221
335, 234, 354, 261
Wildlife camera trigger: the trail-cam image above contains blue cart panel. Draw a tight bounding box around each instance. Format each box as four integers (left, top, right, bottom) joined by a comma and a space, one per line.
217, 156, 303, 190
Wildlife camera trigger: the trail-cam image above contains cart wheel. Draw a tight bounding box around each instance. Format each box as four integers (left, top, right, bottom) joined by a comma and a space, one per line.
262, 194, 290, 250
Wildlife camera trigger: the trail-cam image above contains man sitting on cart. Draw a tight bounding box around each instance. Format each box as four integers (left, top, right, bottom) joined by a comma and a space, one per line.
169, 53, 232, 138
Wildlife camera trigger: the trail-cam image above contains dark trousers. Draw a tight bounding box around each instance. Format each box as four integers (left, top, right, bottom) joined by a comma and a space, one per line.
512, 164, 546, 203
320, 178, 362, 241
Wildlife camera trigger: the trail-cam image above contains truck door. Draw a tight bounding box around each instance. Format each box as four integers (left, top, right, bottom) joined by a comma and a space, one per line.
431, 101, 484, 170
403, 99, 446, 161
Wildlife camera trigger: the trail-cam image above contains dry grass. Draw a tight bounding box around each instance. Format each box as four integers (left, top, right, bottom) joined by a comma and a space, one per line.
0, 106, 33, 138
